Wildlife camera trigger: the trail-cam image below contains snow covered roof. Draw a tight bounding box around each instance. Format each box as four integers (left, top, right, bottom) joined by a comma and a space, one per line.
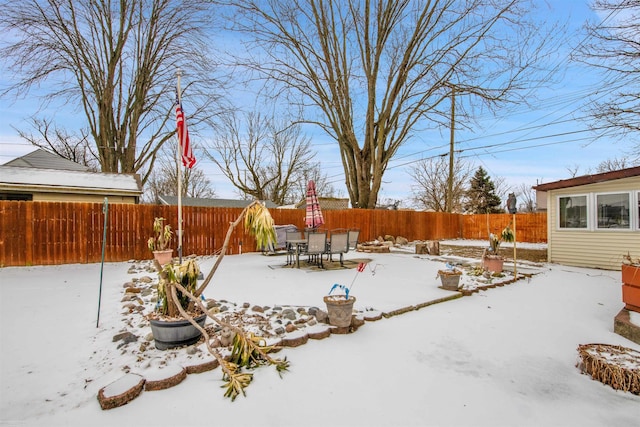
3, 149, 90, 172
0, 165, 142, 196
533, 166, 640, 191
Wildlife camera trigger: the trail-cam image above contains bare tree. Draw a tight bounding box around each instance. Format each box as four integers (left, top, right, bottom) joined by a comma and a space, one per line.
594, 156, 638, 172
0, 0, 224, 184
16, 118, 100, 171
144, 147, 216, 204
574, 0, 640, 158
288, 164, 340, 205
205, 111, 316, 205
409, 156, 473, 212
222, 0, 561, 208
565, 156, 638, 177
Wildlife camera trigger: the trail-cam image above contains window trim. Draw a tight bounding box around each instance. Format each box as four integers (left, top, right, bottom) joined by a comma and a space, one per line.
556, 190, 639, 232
594, 191, 632, 230
557, 193, 589, 230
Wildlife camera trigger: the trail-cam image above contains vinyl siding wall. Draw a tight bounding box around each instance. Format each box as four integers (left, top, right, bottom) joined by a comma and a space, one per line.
33, 192, 137, 204
547, 176, 640, 270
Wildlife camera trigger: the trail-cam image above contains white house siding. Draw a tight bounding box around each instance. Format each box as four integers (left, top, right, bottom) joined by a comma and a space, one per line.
33, 192, 137, 204
547, 176, 640, 270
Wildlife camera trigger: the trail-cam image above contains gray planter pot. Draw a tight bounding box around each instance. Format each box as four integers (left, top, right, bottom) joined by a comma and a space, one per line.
149, 314, 207, 350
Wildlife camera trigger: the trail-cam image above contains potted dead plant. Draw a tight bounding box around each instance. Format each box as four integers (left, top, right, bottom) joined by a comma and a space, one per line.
148, 258, 207, 350
622, 253, 640, 312
482, 224, 514, 273
148, 217, 173, 266
323, 262, 367, 328
149, 201, 289, 400
437, 264, 462, 290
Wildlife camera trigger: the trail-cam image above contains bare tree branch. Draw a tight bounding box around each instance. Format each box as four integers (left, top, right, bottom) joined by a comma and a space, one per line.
221, 0, 562, 208
0, 0, 226, 184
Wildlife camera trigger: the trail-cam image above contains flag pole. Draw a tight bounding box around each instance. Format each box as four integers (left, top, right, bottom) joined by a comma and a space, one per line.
176, 69, 183, 264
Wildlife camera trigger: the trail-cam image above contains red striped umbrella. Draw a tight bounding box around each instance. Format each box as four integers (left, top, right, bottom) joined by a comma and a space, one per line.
305, 180, 324, 229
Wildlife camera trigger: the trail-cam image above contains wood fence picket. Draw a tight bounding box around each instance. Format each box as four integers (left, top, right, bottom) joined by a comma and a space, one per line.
0, 201, 546, 266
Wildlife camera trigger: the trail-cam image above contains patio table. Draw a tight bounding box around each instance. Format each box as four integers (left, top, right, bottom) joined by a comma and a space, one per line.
286, 238, 307, 268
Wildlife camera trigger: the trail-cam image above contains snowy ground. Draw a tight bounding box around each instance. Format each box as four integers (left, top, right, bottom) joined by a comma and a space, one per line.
0, 240, 638, 427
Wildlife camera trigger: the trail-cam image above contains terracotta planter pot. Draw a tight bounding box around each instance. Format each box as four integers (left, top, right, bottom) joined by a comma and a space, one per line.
153, 249, 173, 266
622, 264, 640, 287
324, 295, 356, 328
622, 264, 640, 313
622, 284, 640, 313
482, 256, 504, 273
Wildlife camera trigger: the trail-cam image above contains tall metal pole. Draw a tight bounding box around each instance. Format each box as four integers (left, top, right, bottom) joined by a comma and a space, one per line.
176, 69, 183, 264
447, 86, 455, 213
96, 197, 108, 328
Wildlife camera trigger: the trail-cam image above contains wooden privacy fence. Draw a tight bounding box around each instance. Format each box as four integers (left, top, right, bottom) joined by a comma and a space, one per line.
0, 201, 546, 267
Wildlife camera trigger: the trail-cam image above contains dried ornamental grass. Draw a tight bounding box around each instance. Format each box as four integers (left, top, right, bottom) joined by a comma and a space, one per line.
576, 343, 640, 395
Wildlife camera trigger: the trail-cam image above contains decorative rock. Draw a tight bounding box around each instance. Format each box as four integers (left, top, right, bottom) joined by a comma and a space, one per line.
123, 281, 135, 288
186, 345, 199, 355
251, 305, 264, 313
139, 276, 153, 283
144, 366, 187, 391
125, 287, 141, 294
97, 374, 145, 410
273, 326, 285, 335
308, 306, 319, 316
280, 331, 308, 347
243, 302, 250, 309
352, 316, 365, 328
306, 325, 331, 340
186, 359, 219, 374
113, 331, 138, 344
396, 236, 409, 245
281, 309, 297, 320
363, 310, 383, 321
313, 309, 329, 324
285, 323, 297, 333
415, 243, 428, 254
384, 235, 395, 243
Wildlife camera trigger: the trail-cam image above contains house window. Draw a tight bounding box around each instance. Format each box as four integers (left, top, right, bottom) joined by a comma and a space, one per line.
596, 193, 630, 229
559, 195, 587, 228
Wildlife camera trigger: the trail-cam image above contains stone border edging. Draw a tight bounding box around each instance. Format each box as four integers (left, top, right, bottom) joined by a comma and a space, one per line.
98, 272, 529, 409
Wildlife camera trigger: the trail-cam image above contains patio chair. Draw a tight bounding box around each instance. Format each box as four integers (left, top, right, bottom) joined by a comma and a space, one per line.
326, 230, 349, 266
285, 229, 304, 266
348, 229, 360, 251
304, 231, 327, 268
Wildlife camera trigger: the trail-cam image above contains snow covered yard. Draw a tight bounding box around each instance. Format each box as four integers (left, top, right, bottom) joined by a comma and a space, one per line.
1, 242, 639, 426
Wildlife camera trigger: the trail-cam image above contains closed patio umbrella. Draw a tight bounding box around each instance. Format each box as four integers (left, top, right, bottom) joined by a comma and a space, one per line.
305, 180, 324, 229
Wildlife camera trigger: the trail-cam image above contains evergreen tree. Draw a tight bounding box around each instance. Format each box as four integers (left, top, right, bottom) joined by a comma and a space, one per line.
465, 167, 502, 213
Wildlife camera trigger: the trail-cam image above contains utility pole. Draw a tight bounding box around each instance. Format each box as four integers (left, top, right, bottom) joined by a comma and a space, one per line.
447, 86, 455, 213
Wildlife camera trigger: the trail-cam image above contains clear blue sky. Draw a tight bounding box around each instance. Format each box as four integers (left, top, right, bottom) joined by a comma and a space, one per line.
0, 1, 635, 205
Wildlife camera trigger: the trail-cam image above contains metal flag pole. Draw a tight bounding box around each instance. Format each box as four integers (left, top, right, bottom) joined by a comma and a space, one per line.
96, 197, 108, 328
176, 69, 184, 264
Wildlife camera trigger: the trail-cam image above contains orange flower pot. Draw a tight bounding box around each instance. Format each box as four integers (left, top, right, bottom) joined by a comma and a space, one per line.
622, 264, 640, 313
622, 264, 640, 287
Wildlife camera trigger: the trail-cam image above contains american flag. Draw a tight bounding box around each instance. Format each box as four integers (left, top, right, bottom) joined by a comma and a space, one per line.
175, 93, 196, 168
